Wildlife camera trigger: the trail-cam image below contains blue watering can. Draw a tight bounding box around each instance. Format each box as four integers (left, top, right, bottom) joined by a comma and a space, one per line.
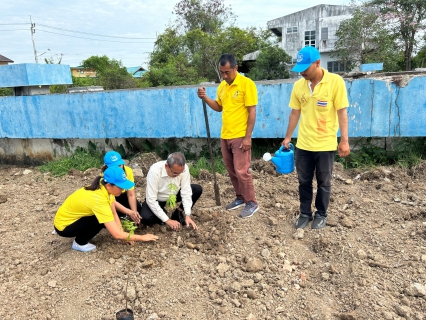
263, 143, 294, 174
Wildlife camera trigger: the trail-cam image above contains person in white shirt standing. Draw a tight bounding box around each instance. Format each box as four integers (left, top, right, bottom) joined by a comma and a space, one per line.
141, 152, 202, 230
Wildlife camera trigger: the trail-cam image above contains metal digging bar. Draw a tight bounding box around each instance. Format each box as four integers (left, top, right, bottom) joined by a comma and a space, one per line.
202, 99, 221, 206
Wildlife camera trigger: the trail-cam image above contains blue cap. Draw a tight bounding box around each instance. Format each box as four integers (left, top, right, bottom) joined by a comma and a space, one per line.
103, 166, 134, 190
104, 151, 125, 167
291, 46, 320, 73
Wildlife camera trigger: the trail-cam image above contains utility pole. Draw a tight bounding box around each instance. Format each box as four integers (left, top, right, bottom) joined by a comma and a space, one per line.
30, 16, 38, 63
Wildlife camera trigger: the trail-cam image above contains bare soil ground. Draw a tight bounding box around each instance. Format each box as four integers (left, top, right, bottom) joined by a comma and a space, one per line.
0, 153, 426, 320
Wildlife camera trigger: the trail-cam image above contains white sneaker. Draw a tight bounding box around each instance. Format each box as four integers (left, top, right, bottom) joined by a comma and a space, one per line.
72, 240, 96, 252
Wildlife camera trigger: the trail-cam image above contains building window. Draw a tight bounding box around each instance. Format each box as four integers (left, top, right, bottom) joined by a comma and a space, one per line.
321, 27, 328, 40
305, 30, 315, 47
327, 61, 349, 73
287, 26, 298, 34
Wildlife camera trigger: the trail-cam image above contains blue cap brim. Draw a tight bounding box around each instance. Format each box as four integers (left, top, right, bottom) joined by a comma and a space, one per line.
115, 180, 134, 190
106, 159, 126, 166
291, 63, 311, 73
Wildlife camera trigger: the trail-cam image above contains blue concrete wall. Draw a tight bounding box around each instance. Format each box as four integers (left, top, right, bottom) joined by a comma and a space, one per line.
0, 64, 72, 87
0, 76, 425, 139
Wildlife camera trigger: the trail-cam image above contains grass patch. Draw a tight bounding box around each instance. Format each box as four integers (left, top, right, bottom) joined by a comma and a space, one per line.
38, 147, 104, 177
189, 156, 226, 178
336, 137, 426, 169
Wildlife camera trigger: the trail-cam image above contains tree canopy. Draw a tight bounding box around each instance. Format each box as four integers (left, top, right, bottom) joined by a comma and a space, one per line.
246, 46, 291, 80
173, 0, 236, 33
332, 8, 401, 72
81, 55, 136, 90
365, 0, 426, 71
143, 0, 272, 86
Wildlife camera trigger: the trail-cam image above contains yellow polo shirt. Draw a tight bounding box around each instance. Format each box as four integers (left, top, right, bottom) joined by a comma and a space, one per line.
215, 72, 258, 139
289, 68, 349, 151
53, 184, 116, 231
122, 165, 135, 192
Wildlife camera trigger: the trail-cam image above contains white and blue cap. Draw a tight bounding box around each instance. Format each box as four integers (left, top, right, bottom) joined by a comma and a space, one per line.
104, 150, 125, 167
103, 166, 134, 190
291, 46, 321, 73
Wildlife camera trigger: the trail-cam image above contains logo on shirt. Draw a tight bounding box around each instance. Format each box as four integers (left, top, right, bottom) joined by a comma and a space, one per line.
317, 100, 328, 107
233, 90, 239, 98
301, 93, 307, 104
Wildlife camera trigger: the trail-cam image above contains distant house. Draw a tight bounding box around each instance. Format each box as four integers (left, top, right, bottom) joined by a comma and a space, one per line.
126, 66, 146, 78
0, 54, 14, 65
244, 4, 357, 74
70, 66, 97, 78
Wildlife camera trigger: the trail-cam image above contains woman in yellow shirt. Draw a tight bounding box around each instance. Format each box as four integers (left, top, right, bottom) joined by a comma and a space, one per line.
53, 166, 158, 252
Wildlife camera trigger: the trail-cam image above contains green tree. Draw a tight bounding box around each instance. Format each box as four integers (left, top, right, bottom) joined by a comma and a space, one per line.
71, 76, 96, 87
246, 46, 291, 80
81, 55, 136, 90
144, 0, 271, 85
413, 43, 426, 69
173, 0, 236, 33
0, 88, 13, 96
146, 54, 204, 86
366, 0, 426, 71
332, 8, 400, 72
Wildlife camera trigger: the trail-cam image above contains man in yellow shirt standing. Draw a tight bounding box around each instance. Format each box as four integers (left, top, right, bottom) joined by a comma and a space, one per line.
197, 53, 259, 218
282, 46, 350, 229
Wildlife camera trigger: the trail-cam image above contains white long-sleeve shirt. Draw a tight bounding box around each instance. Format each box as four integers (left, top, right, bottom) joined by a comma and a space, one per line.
145, 160, 193, 222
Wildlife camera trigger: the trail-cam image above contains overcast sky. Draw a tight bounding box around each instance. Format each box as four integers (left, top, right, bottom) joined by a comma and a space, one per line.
1, 0, 350, 68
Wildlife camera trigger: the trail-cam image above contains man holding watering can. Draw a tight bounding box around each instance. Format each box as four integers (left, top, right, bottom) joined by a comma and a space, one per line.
282, 46, 350, 229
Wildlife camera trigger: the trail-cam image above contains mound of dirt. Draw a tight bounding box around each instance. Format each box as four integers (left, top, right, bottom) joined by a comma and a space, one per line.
0, 158, 425, 320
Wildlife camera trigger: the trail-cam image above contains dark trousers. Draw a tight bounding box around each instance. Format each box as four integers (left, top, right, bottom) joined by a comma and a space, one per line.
295, 148, 335, 217
115, 191, 143, 218
140, 184, 203, 225
54, 215, 105, 245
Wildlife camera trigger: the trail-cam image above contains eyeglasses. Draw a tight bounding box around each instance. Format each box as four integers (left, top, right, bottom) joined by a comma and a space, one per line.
167, 165, 184, 176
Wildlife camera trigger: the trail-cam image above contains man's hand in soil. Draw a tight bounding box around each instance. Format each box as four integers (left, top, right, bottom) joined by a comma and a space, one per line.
166, 219, 181, 231
185, 216, 198, 231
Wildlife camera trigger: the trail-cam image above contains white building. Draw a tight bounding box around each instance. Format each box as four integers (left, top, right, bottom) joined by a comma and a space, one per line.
244, 4, 357, 74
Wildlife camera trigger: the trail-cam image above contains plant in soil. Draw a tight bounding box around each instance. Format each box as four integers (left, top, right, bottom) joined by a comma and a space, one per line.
120, 219, 138, 241
165, 182, 178, 213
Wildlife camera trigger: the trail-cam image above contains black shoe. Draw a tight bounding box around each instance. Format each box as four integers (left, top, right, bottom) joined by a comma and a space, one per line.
295, 214, 313, 229
312, 214, 327, 229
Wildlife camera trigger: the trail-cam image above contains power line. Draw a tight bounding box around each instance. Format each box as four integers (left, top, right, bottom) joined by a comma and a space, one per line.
36, 29, 155, 43
0, 23, 29, 26
0, 29, 28, 31
37, 23, 156, 39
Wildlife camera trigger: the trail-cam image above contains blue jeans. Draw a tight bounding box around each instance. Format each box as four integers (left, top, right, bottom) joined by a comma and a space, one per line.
295, 148, 335, 217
